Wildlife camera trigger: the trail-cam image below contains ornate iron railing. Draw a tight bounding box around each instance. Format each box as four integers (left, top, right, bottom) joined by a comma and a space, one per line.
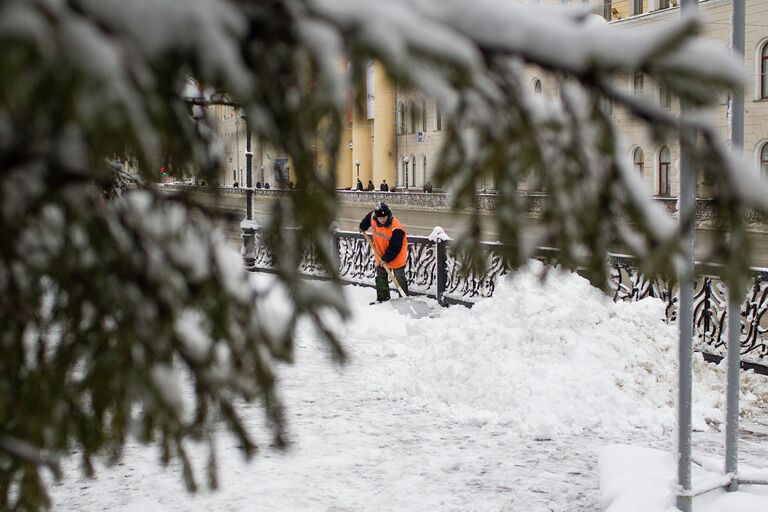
245, 226, 768, 372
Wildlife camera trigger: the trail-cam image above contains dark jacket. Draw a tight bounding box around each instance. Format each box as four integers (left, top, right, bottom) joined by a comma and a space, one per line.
359, 211, 406, 264
356, 179, 364, 191
380, 182, 389, 191
366, 180, 375, 191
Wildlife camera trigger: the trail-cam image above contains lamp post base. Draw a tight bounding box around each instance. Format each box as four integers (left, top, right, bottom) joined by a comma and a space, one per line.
242, 225, 256, 267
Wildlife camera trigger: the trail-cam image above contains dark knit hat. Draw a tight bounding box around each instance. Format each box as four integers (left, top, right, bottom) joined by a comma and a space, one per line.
374, 202, 391, 218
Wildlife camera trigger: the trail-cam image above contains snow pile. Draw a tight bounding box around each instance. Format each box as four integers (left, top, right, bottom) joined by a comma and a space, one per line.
599, 444, 768, 512
349, 260, 768, 437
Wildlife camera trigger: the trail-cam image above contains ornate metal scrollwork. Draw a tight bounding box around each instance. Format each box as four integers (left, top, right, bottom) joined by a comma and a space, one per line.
608, 259, 676, 321
298, 239, 329, 277
338, 235, 376, 283
252, 229, 275, 268
405, 238, 437, 295
691, 277, 768, 364
741, 279, 768, 360
443, 247, 506, 300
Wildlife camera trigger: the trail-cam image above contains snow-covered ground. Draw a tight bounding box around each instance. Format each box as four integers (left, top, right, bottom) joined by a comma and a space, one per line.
50, 262, 768, 511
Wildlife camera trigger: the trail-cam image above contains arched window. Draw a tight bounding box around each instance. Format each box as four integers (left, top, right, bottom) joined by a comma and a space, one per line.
632, 72, 644, 95
658, 146, 671, 196
408, 100, 416, 134
533, 78, 542, 95
421, 155, 427, 185
421, 100, 427, 133
397, 102, 405, 135
761, 142, 768, 178
761, 42, 768, 100
633, 147, 644, 176
435, 104, 442, 131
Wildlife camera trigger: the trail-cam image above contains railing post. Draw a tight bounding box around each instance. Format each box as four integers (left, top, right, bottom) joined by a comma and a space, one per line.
436, 239, 447, 305
329, 222, 340, 276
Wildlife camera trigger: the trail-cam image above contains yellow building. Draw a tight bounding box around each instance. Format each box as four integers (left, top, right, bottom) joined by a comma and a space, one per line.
214, 0, 768, 197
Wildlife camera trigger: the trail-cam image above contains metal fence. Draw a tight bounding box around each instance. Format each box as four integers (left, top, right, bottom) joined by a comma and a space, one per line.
245, 227, 768, 373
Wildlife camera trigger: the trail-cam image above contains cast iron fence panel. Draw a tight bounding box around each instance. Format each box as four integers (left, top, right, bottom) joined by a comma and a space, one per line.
741, 278, 768, 360
334, 232, 438, 295
298, 238, 327, 276
443, 242, 507, 301
252, 229, 275, 268
337, 233, 374, 282
246, 226, 768, 371
404, 236, 438, 295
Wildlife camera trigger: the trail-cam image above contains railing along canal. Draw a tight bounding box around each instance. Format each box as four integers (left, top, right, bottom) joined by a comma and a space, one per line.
245, 226, 768, 374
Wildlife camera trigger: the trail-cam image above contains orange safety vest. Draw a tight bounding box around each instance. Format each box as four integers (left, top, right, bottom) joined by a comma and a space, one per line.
370, 213, 408, 269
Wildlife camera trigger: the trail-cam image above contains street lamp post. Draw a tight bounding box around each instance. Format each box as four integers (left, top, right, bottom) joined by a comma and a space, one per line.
354, 160, 360, 187
241, 108, 255, 266
403, 156, 413, 191
235, 116, 241, 186
244, 113, 253, 220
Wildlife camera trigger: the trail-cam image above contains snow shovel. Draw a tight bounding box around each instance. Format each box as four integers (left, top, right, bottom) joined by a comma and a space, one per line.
361, 231, 435, 319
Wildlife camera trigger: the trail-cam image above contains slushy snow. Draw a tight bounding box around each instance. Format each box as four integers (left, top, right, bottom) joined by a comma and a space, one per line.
50, 261, 768, 511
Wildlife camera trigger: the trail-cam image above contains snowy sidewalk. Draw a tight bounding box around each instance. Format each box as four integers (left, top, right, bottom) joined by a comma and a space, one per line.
50, 266, 768, 511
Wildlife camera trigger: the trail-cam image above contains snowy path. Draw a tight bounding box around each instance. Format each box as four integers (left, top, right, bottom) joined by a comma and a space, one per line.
50, 268, 768, 511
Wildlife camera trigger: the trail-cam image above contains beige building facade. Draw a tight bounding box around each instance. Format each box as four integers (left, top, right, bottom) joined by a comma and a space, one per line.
212, 0, 768, 197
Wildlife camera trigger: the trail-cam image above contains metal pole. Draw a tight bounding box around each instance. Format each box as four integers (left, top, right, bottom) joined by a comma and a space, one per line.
725, 0, 745, 492
677, 0, 696, 509
405, 158, 410, 191
245, 116, 253, 221
236, 117, 240, 186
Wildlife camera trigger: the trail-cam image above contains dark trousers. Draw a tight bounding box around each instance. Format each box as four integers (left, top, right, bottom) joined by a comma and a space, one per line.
375, 265, 409, 301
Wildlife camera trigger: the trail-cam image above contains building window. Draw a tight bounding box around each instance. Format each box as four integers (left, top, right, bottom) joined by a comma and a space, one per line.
421, 155, 427, 185
408, 100, 416, 134
761, 142, 768, 177
633, 147, 644, 176
435, 104, 442, 131
658, 146, 671, 196
761, 42, 768, 100
658, 0, 670, 10
410, 155, 416, 187
398, 102, 405, 135
603, 0, 612, 21
659, 84, 671, 109
633, 0, 644, 15
533, 78, 542, 95
632, 72, 644, 95
422, 100, 427, 133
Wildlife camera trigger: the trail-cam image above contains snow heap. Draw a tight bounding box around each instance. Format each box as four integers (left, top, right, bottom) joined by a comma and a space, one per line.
599, 445, 768, 512
349, 260, 768, 438
427, 226, 450, 242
